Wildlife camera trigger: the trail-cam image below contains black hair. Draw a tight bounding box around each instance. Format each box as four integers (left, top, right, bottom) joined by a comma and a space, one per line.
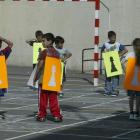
42, 33, 55, 44
132, 38, 140, 65
0, 40, 2, 44
55, 36, 65, 44
108, 31, 116, 38
35, 30, 43, 38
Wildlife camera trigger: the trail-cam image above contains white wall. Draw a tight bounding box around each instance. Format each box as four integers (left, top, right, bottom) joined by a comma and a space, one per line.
0, 0, 139, 71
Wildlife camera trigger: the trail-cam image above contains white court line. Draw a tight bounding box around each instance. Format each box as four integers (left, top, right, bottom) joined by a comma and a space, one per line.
4, 111, 129, 140
2, 94, 38, 101
68, 97, 128, 111
0, 129, 30, 133
8, 77, 29, 80
1, 96, 128, 125
112, 129, 138, 138
40, 133, 135, 140
8, 77, 94, 83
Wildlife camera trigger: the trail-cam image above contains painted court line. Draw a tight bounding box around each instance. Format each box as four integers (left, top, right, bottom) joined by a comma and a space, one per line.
42, 133, 136, 140
4, 111, 129, 140
112, 129, 138, 138
68, 97, 128, 111
1, 96, 128, 125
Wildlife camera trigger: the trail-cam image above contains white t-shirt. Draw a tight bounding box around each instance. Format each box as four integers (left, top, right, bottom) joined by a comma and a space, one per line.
125, 52, 135, 60
53, 46, 70, 60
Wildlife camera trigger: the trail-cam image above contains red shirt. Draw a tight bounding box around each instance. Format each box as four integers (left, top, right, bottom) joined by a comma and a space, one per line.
39, 46, 60, 60
0, 46, 12, 60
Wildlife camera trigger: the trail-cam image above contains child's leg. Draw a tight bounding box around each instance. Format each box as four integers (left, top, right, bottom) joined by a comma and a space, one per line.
112, 75, 119, 95
37, 85, 49, 118
129, 95, 134, 113
136, 95, 140, 113
49, 91, 62, 119
104, 70, 111, 94
61, 84, 64, 91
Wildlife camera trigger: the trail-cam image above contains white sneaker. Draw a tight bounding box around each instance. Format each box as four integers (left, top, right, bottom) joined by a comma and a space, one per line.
134, 114, 140, 120
58, 91, 64, 98
129, 114, 134, 120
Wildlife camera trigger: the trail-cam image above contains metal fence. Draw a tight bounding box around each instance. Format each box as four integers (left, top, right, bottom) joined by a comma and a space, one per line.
82, 45, 132, 74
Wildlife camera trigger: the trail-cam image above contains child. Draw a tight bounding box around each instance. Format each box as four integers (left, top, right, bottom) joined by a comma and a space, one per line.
101, 31, 128, 96
33, 33, 63, 122
0, 36, 13, 119
54, 36, 72, 97
121, 38, 140, 120
26, 30, 43, 69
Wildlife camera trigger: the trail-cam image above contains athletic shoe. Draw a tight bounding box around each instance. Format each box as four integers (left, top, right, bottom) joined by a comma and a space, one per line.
54, 117, 62, 122
34, 114, 38, 119
0, 114, 5, 119
36, 117, 46, 122
111, 93, 118, 97
103, 93, 110, 96
134, 114, 140, 120
59, 93, 64, 98
58, 91, 64, 98
129, 113, 134, 120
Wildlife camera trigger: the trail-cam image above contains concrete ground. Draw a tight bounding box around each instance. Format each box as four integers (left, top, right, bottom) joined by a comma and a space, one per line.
0, 66, 140, 140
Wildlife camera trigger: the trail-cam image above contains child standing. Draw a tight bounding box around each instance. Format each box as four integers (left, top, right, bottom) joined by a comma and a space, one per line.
54, 36, 72, 97
101, 31, 128, 96
122, 38, 140, 120
33, 33, 63, 122
26, 30, 43, 69
0, 36, 13, 119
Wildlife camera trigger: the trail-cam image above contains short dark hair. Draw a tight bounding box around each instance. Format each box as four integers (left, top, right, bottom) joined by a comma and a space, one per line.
0, 40, 2, 44
55, 36, 65, 44
35, 30, 43, 38
108, 31, 116, 38
42, 33, 55, 44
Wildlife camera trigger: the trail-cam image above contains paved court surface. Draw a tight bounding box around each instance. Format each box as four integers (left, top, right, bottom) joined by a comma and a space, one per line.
0, 66, 140, 140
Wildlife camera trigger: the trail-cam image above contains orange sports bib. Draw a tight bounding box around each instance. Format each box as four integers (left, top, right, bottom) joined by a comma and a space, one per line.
42, 57, 61, 92
0, 56, 8, 88
124, 58, 140, 91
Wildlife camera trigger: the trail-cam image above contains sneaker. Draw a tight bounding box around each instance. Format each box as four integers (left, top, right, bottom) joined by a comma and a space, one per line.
103, 93, 110, 96
111, 93, 118, 97
54, 117, 62, 122
129, 113, 134, 120
36, 117, 46, 122
0, 114, 5, 119
134, 114, 140, 120
59, 93, 64, 98
58, 91, 64, 98
34, 114, 38, 119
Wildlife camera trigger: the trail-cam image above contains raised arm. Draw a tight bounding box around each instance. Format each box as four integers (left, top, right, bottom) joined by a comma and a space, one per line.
0, 36, 13, 48
26, 38, 37, 44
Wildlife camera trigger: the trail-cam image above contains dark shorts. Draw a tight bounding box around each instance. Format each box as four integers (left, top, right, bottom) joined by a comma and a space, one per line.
0, 89, 5, 96
62, 65, 66, 83
127, 90, 140, 96
33, 64, 36, 69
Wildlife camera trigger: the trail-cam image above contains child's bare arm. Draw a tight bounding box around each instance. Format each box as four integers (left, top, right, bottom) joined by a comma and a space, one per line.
121, 59, 127, 74
26, 38, 37, 44
119, 48, 128, 57
33, 60, 44, 84
61, 53, 72, 62
101, 48, 105, 53
0, 36, 13, 48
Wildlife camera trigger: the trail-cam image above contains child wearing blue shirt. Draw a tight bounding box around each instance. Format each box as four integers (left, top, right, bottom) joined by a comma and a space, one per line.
101, 31, 128, 96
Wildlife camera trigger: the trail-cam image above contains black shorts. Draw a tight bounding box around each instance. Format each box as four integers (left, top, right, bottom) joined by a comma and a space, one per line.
33, 64, 36, 69
62, 65, 66, 83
